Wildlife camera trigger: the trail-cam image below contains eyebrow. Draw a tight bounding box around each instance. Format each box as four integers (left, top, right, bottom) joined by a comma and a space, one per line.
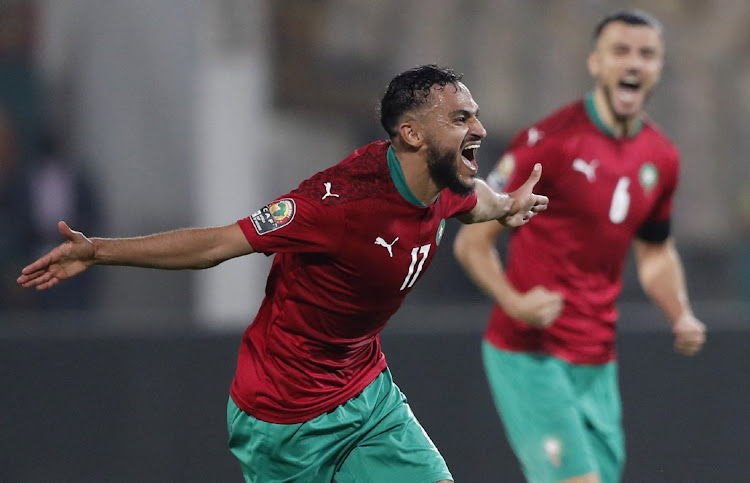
450, 108, 479, 118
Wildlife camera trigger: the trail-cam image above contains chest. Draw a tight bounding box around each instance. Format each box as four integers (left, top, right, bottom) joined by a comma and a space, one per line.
337, 202, 449, 293
551, 141, 667, 231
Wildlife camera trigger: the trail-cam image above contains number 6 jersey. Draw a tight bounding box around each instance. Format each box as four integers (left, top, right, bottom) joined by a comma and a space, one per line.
484, 92, 679, 365
231, 140, 477, 423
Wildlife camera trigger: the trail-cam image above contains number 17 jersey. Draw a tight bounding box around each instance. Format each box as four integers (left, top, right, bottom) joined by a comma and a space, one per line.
230, 140, 477, 423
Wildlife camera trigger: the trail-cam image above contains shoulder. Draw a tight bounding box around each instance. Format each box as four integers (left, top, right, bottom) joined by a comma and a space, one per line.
486, 101, 585, 192
507, 99, 588, 151
640, 118, 680, 162
293, 140, 391, 204
635, 119, 680, 191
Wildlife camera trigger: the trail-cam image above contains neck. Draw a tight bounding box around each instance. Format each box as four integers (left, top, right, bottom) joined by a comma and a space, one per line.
391, 146, 441, 205
592, 89, 641, 138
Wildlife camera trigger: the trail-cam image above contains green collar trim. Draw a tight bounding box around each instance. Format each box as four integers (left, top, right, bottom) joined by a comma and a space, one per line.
387, 145, 426, 207
584, 92, 642, 138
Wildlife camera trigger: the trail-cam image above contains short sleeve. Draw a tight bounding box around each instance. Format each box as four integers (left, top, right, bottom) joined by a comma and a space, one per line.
238, 195, 346, 255
486, 127, 563, 194
441, 189, 478, 218
645, 154, 679, 224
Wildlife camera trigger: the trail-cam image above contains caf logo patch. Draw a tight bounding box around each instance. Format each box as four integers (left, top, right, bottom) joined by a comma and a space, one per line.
487, 153, 515, 191
251, 198, 296, 235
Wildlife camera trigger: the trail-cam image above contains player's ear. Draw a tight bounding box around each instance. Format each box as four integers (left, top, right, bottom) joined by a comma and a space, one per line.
398, 120, 423, 149
587, 51, 599, 77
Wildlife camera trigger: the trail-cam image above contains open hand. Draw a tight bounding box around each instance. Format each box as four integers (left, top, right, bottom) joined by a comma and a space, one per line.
17, 221, 95, 290
501, 163, 549, 227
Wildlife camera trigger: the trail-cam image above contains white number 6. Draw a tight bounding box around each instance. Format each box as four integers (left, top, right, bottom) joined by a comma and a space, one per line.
609, 176, 630, 224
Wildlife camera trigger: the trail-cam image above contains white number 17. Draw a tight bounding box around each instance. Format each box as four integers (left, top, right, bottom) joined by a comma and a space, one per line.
400, 244, 431, 290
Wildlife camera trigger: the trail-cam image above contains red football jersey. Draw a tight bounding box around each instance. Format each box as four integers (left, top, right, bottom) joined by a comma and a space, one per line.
484, 94, 679, 364
230, 140, 477, 423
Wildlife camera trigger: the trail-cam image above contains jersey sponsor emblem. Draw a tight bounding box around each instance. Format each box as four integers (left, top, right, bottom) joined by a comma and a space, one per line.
487, 154, 515, 191
436, 219, 446, 246
374, 236, 399, 257
572, 158, 598, 182
639, 163, 658, 191
322, 181, 340, 200
250, 198, 296, 235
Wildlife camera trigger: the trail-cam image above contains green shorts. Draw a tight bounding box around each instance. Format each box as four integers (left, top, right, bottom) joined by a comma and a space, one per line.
227, 368, 452, 483
482, 342, 625, 483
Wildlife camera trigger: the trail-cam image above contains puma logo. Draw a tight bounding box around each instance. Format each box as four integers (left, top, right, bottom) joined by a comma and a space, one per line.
572, 158, 598, 182
374, 236, 399, 257
322, 182, 340, 200
527, 127, 544, 147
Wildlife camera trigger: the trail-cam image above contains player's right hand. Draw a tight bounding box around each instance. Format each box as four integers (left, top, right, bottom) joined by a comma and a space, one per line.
672, 313, 706, 356
505, 286, 564, 328
16, 221, 95, 290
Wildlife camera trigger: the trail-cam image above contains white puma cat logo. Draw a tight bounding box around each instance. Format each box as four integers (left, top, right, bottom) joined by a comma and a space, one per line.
322, 182, 340, 200
374, 236, 399, 257
572, 158, 598, 182
527, 127, 544, 147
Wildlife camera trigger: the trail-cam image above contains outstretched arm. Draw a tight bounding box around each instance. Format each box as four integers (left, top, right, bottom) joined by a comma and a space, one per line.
459, 163, 548, 226
634, 237, 706, 355
17, 220, 253, 291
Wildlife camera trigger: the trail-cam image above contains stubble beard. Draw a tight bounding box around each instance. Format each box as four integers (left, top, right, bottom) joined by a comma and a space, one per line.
602, 84, 654, 123
427, 143, 475, 197
602, 85, 631, 124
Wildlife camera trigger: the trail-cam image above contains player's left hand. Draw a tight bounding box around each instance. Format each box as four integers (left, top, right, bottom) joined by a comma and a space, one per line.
502, 163, 549, 228
672, 313, 706, 356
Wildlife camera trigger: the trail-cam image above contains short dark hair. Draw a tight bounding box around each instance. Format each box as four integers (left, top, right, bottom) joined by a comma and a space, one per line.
379, 64, 463, 138
593, 9, 662, 41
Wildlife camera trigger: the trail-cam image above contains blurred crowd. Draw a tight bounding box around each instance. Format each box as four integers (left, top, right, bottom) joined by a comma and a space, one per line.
0, 2, 98, 313
269, 0, 750, 303
2, 0, 749, 315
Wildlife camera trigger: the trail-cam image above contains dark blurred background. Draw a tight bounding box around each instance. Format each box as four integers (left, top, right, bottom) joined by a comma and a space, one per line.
1, 1, 748, 482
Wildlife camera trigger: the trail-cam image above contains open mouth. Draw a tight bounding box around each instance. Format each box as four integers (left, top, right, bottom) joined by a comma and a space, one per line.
461, 144, 479, 174
618, 79, 641, 91
613, 78, 644, 108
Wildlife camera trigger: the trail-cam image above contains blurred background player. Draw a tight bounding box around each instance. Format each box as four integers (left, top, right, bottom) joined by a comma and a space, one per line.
0, 106, 34, 312
453, 9, 705, 483
18, 65, 547, 483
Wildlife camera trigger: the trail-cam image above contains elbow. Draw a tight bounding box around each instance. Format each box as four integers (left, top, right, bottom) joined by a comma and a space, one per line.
453, 228, 473, 266
454, 225, 498, 266
197, 260, 221, 270
194, 251, 228, 270
453, 235, 464, 265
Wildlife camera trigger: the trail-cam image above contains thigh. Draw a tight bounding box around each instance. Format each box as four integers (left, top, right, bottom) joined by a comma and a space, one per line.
334, 370, 453, 483
482, 342, 597, 483
573, 363, 625, 483
226, 396, 356, 483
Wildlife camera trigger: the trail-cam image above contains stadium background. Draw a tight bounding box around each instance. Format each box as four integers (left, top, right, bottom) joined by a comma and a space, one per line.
2, 1, 748, 481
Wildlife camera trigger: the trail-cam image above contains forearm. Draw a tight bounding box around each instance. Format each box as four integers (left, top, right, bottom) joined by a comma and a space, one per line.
461, 179, 513, 223
453, 225, 517, 307
92, 225, 245, 270
635, 239, 694, 325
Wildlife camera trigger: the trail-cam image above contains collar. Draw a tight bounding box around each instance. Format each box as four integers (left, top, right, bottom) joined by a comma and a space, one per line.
387, 145, 427, 207
584, 91, 643, 138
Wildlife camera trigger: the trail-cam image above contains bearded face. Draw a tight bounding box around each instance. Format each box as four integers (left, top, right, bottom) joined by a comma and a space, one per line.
588, 22, 664, 122
427, 141, 476, 197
